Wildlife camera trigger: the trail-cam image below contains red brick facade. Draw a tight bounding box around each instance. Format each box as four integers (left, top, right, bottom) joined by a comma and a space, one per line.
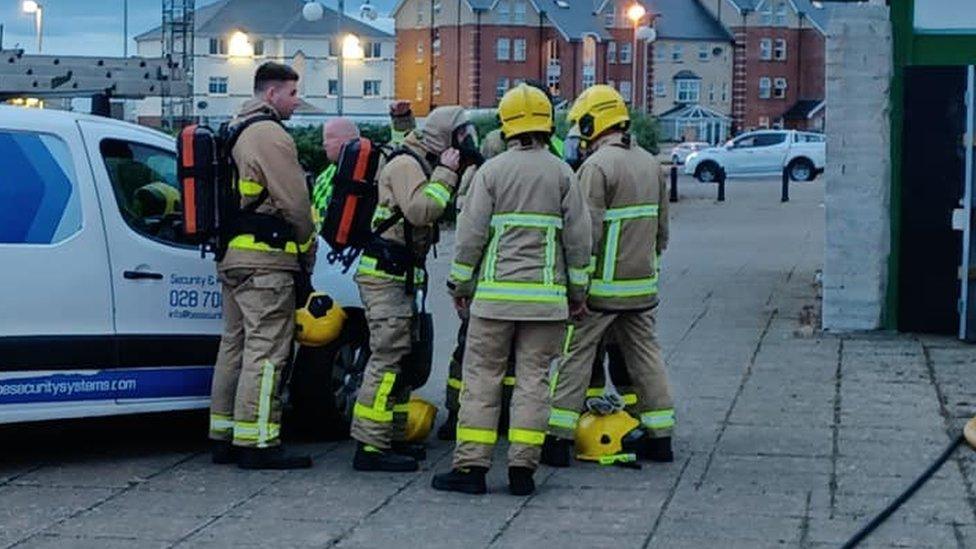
398, 23, 653, 115
731, 25, 825, 133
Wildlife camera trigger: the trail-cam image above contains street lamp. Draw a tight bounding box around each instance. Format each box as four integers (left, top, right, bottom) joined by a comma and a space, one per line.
303, 0, 348, 115
22, 0, 42, 53
637, 25, 656, 114
627, 3, 646, 109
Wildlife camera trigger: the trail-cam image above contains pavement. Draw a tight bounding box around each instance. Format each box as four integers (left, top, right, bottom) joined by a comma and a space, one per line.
3, 175, 976, 548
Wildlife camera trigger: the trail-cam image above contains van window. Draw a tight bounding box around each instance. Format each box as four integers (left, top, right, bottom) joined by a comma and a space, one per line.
0, 131, 82, 244
99, 139, 191, 246
753, 133, 787, 147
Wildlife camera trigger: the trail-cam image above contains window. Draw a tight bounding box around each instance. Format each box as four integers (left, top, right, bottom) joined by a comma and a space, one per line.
363, 80, 381, 97
496, 38, 511, 61
607, 79, 616, 89
328, 79, 339, 97
0, 131, 81, 244
100, 139, 189, 246
432, 37, 441, 57
759, 38, 773, 60
775, 1, 789, 26
732, 134, 758, 148
672, 44, 683, 62
759, 4, 773, 25
759, 77, 772, 99
330, 39, 339, 57
605, 5, 616, 27
655, 82, 666, 97
498, 0, 510, 21
417, 7, 424, 25
773, 77, 788, 99
607, 41, 617, 64
365, 42, 383, 58
699, 44, 710, 61
415, 79, 424, 101
721, 82, 728, 102
654, 44, 665, 61
433, 1, 442, 15
774, 39, 787, 61
582, 36, 596, 88
514, 0, 526, 23
709, 83, 716, 102
496, 77, 510, 101
758, 116, 771, 128
209, 37, 227, 55
433, 79, 442, 96
513, 38, 527, 62
619, 80, 632, 102
620, 43, 632, 64
416, 41, 424, 62
208, 76, 228, 95
253, 39, 265, 56
755, 132, 787, 146
676, 79, 700, 103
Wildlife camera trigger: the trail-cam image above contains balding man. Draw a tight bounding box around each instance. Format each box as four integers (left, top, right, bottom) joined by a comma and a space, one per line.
312, 118, 361, 223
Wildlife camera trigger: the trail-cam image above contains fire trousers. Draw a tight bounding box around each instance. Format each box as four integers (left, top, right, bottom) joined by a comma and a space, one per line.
209, 269, 295, 448
549, 308, 675, 440
453, 315, 563, 470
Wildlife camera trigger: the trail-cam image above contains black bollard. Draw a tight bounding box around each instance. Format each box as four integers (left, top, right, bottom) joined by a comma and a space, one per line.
717, 166, 726, 202
781, 166, 790, 203
670, 165, 678, 203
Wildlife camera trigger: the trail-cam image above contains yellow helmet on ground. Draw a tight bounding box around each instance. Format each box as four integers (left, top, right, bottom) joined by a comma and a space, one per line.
133, 182, 181, 217
574, 410, 647, 461
295, 293, 346, 347
404, 397, 438, 442
498, 83, 554, 140
567, 84, 630, 142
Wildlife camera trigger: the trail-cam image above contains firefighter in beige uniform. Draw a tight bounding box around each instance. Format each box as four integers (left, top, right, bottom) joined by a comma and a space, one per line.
543, 85, 675, 466
350, 106, 473, 473
432, 84, 591, 496
209, 63, 315, 470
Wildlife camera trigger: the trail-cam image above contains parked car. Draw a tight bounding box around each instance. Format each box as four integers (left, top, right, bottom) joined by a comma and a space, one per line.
670, 141, 709, 165
684, 130, 826, 182
0, 106, 389, 432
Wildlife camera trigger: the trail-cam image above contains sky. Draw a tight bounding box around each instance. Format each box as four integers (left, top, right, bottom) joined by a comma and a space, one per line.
0, 0, 398, 57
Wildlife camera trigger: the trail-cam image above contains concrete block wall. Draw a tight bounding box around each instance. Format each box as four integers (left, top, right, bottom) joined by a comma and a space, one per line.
822, 4, 893, 331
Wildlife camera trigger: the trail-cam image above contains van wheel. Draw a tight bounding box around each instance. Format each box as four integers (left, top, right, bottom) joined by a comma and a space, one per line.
788, 158, 816, 182
287, 308, 370, 439
696, 161, 719, 183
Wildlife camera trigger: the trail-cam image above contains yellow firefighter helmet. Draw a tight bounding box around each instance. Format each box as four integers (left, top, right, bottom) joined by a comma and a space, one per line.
574, 410, 646, 461
295, 293, 346, 347
567, 84, 630, 142
403, 397, 438, 442
498, 83, 554, 139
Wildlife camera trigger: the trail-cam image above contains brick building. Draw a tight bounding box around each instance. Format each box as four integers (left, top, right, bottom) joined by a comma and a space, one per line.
698, 0, 830, 133
393, 0, 664, 116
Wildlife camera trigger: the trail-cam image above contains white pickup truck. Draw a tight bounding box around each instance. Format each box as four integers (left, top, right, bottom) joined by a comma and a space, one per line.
684, 129, 826, 182
0, 106, 369, 428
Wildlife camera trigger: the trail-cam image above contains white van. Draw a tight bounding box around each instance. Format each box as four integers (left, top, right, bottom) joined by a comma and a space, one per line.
0, 106, 367, 426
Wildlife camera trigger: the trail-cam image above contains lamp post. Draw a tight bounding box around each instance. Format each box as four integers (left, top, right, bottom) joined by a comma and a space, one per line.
627, 4, 646, 110
22, 0, 42, 53
304, 0, 349, 115
637, 25, 657, 114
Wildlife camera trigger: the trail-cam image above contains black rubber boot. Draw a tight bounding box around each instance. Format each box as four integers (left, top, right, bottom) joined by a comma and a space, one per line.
540, 435, 573, 468
392, 442, 427, 461
237, 446, 312, 470
431, 466, 488, 495
353, 443, 419, 472
211, 441, 237, 465
638, 436, 674, 463
436, 411, 458, 441
508, 467, 536, 496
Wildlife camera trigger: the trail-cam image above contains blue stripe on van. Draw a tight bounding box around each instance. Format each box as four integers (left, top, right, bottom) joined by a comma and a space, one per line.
0, 367, 214, 405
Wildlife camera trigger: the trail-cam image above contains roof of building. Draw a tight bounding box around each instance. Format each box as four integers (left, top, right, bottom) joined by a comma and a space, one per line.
783, 99, 824, 120
646, 0, 733, 42
135, 0, 392, 41
673, 70, 702, 80
658, 103, 731, 121
727, 0, 833, 32
533, 0, 614, 41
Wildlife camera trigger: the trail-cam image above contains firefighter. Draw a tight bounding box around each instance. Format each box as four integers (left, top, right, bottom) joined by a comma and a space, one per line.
436, 127, 511, 442
543, 84, 675, 468
209, 62, 315, 470
389, 100, 417, 146
351, 105, 475, 472
432, 84, 591, 496
312, 117, 360, 221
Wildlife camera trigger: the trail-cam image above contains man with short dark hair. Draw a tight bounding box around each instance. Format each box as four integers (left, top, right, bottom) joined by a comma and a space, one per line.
208, 61, 315, 470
